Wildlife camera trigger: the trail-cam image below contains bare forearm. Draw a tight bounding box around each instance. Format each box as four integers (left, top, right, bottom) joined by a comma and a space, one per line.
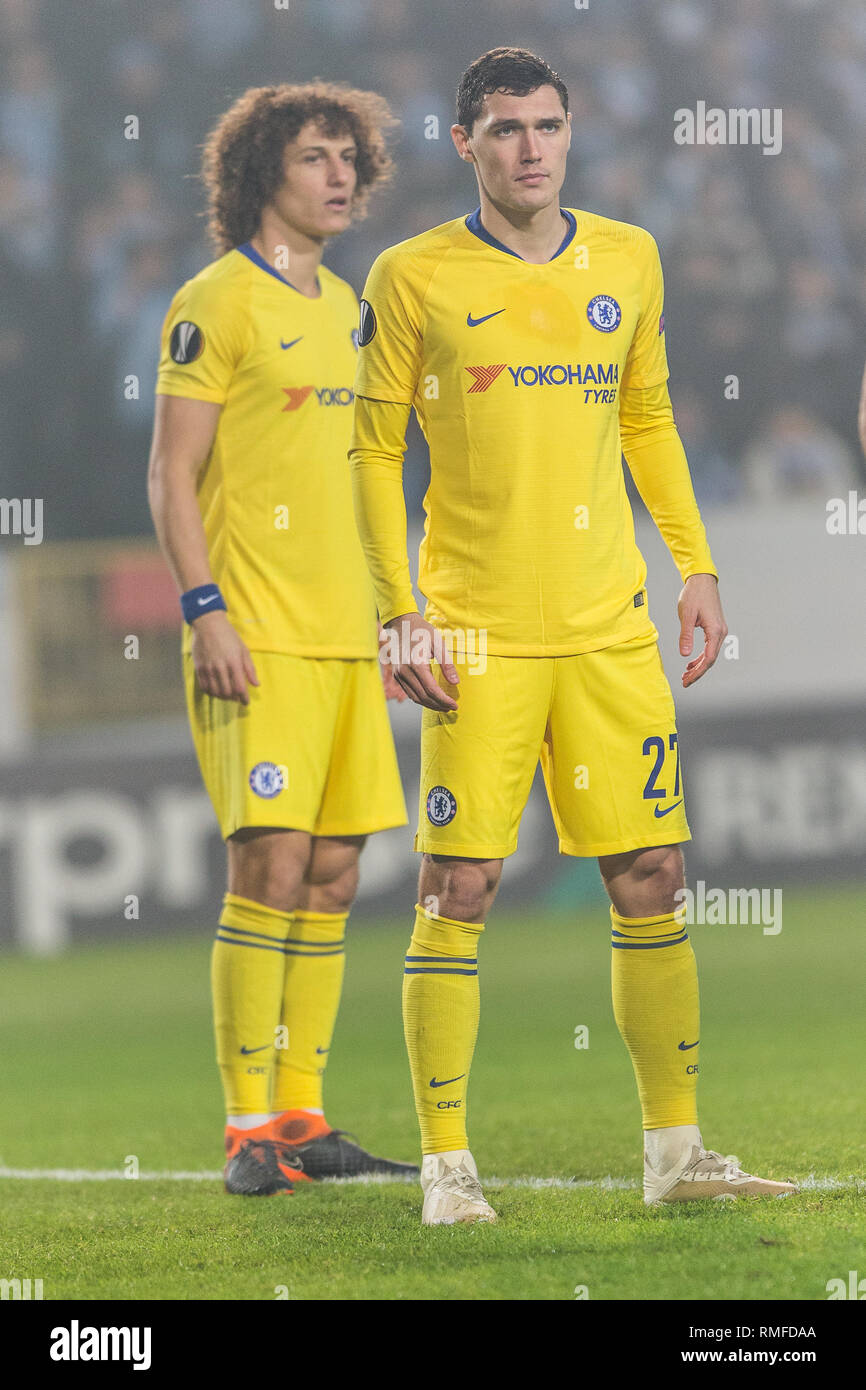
148, 465, 213, 594
147, 395, 221, 595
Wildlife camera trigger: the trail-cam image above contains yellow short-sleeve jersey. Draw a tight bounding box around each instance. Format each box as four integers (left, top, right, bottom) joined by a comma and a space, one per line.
157, 245, 377, 658
354, 208, 674, 655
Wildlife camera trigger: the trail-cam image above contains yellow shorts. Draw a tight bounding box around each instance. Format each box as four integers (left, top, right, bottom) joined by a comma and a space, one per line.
415, 632, 690, 859
185, 652, 408, 841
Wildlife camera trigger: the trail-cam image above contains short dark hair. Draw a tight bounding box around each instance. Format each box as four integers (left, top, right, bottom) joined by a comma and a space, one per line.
201, 82, 396, 253
456, 47, 568, 132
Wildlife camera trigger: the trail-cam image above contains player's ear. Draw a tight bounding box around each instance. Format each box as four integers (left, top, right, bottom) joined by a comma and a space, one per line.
451, 124, 474, 161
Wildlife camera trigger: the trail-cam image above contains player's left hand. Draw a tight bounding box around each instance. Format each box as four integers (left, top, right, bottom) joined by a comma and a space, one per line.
378, 625, 407, 702
677, 573, 727, 688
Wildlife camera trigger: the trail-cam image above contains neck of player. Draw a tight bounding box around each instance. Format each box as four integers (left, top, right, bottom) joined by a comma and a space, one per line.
251, 210, 324, 298
477, 193, 567, 264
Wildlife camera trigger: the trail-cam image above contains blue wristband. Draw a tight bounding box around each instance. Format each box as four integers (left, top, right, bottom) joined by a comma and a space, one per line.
181, 583, 227, 624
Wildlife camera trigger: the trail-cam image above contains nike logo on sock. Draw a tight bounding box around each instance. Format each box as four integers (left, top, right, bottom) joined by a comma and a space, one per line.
678, 1040, 700, 1050
240, 1043, 271, 1055
429, 1074, 466, 1088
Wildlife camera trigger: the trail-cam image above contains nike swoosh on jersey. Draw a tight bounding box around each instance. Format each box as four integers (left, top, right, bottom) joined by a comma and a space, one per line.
429, 1073, 466, 1088
280, 336, 304, 349
654, 799, 684, 818
678, 1040, 700, 1050
466, 309, 505, 327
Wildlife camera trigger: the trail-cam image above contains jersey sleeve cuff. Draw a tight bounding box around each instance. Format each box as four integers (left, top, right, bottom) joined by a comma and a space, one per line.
681, 559, 719, 582
354, 384, 415, 407
378, 595, 420, 625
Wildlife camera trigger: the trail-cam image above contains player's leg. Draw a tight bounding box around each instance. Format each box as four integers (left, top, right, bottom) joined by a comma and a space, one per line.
259, 654, 413, 1181
599, 841, 703, 1187
600, 840, 797, 1202
268, 833, 418, 1179
270, 833, 361, 1128
600, 841, 699, 1164
407, 852, 502, 1225
215, 827, 313, 1195
408, 654, 551, 1223
185, 648, 336, 1196
545, 634, 797, 1204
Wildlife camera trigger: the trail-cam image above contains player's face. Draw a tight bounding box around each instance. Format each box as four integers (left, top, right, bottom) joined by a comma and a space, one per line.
452, 86, 571, 213
270, 123, 358, 240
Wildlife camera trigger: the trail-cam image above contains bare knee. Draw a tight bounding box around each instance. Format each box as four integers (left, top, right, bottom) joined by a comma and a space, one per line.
299, 836, 364, 916
598, 844, 684, 918
418, 855, 503, 924
227, 829, 311, 911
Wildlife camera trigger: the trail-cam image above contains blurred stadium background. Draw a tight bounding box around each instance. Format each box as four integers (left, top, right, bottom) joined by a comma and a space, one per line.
0, 0, 865, 956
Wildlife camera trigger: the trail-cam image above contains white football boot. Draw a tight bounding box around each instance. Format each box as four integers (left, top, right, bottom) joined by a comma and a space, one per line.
645, 1142, 799, 1205
421, 1149, 497, 1226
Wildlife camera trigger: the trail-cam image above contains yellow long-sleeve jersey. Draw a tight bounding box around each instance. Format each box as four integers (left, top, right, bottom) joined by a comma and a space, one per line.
350, 207, 716, 656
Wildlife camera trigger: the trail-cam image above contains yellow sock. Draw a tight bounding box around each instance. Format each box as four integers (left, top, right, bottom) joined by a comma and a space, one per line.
212, 893, 293, 1116
610, 906, 700, 1129
402, 903, 484, 1155
270, 909, 347, 1115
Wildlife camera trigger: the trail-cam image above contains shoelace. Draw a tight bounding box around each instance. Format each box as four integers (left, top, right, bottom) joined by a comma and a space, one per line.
438, 1168, 484, 1198
696, 1149, 744, 1182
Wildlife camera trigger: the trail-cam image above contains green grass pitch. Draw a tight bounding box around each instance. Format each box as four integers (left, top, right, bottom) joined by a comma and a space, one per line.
0, 883, 863, 1301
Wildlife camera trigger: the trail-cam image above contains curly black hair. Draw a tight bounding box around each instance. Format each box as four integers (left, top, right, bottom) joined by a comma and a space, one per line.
201, 82, 396, 253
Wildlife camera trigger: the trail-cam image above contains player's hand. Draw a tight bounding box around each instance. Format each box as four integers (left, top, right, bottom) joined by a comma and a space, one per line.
384, 612, 459, 712
190, 610, 260, 705
378, 623, 407, 702
677, 573, 727, 688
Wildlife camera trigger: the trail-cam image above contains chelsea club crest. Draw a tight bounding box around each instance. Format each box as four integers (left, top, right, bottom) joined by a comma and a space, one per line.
586, 294, 622, 332
426, 785, 457, 826
249, 762, 285, 799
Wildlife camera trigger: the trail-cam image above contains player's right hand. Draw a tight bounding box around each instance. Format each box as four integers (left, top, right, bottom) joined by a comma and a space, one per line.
190, 610, 260, 705
385, 612, 459, 712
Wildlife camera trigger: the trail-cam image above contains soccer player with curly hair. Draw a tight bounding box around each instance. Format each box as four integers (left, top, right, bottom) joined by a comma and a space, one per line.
149, 83, 416, 1196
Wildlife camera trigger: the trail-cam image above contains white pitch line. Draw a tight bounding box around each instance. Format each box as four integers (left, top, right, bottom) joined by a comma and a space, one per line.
0, 1167, 224, 1182
0, 1168, 861, 1191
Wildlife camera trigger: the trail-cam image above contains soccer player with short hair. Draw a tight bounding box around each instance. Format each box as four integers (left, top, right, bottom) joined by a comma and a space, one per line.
350, 48, 798, 1223
148, 83, 416, 1196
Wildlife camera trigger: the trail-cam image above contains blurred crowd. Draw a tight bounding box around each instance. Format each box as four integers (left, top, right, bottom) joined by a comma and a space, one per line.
1, 0, 865, 539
